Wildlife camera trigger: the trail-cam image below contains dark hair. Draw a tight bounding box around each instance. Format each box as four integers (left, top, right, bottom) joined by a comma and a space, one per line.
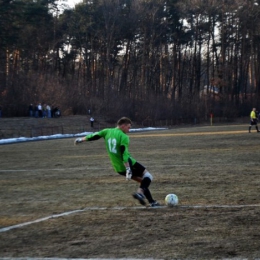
117, 117, 132, 126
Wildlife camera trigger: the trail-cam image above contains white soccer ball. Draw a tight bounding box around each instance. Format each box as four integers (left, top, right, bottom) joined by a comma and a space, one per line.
165, 194, 179, 207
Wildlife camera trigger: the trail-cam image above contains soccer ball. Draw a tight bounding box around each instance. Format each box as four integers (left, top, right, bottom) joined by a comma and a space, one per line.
165, 194, 178, 207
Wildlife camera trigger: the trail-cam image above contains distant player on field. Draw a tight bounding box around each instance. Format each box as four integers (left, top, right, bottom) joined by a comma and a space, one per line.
249, 108, 260, 133
74, 117, 160, 207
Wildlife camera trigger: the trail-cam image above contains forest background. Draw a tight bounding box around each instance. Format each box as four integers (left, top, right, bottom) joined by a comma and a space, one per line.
1, 0, 260, 124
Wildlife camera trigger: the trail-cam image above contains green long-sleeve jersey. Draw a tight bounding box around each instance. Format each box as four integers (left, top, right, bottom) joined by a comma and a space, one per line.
85, 128, 136, 173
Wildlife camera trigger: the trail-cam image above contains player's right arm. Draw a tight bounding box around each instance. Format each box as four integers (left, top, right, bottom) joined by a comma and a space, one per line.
74, 129, 107, 145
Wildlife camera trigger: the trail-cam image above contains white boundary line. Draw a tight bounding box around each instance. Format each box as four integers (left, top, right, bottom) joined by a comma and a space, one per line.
0, 258, 257, 260
1, 204, 260, 233
0, 167, 107, 172
0, 162, 259, 172
0, 209, 84, 233
0, 258, 160, 260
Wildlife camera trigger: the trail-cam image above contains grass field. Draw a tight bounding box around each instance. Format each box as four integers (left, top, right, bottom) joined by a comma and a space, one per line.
0, 123, 260, 259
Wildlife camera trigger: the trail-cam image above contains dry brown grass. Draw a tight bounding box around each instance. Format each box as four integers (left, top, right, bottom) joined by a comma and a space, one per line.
0, 123, 260, 259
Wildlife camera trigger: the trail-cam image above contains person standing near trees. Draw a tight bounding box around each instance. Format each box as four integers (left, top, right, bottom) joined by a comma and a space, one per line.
90, 117, 94, 128
29, 104, 33, 117
249, 108, 260, 133
74, 117, 160, 207
46, 104, 51, 118
38, 103, 42, 118
34, 104, 38, 118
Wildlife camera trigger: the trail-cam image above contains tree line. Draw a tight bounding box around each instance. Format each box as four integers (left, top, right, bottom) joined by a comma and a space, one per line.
1, 0, 260, 122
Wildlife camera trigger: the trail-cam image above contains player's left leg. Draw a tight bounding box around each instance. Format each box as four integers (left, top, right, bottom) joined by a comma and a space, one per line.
119, 162, 159, 206
139, 171, 154, 202
131, 163, 159, 206
139, 171, 159, 206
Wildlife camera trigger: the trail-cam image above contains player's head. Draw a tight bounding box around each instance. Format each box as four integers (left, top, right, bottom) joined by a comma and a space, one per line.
117, 117, 132, 133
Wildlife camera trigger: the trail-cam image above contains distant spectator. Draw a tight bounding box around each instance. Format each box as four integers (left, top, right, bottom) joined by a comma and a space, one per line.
42, 104, 47, 118
249, 107, 260, 133
90, 117, 94, 127
34, 105, 39, 118
46, 105, 51, 118
53, 107, 61, 118
29, 104, 33, 117
38, 103, 42, 118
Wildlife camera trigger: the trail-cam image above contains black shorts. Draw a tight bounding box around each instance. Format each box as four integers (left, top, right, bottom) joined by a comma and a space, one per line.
250, 119, 258, 125
118, 162, 145, 178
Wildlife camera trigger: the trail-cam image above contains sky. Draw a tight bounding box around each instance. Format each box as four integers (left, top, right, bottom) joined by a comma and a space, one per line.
54, 0, 83, 13
66, 0, 83, 8
0, 127, 167, 145
58, 0, 83, 9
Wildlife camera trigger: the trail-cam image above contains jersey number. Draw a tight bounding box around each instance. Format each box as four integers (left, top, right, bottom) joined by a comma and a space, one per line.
108, 138, 117, 153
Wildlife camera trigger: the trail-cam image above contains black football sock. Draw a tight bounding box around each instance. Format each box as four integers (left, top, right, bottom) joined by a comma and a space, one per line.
143, 188, 155, 203
140, 177, 155, 203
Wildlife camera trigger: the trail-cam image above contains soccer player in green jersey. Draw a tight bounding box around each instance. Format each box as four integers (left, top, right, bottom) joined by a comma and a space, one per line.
74, 117, 159, 207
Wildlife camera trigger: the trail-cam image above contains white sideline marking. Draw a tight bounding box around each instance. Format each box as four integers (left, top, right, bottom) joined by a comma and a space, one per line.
0, 162, 258, 172
0, 258, 257, 260
0, 209, 85, 233
1, 204, 260, 233
0, 167, 96, 172
0, 258, 161, 260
